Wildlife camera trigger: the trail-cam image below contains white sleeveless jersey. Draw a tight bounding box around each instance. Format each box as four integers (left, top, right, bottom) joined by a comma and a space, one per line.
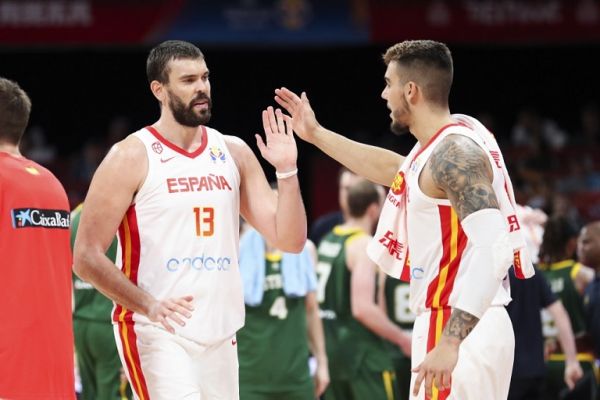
112, 126, 244, 345
405, 115, 512, 316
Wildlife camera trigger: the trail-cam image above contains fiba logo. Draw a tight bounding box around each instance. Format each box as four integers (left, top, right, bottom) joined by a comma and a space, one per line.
209, 147, 226, 163
152, 141, 163, 154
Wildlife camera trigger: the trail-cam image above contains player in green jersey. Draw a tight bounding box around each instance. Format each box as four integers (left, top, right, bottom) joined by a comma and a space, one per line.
379, 274, 414, 400
538, 216, 595, 398
71, 204, 130, 400
237, 215, 329, 399
317, 179, 411, 400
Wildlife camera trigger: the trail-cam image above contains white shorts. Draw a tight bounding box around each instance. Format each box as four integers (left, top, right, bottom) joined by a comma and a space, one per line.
410, 306, 514, 400
113, 322, 239, 400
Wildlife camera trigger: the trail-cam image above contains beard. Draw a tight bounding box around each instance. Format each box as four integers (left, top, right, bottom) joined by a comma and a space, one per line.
389, 97, 411, 136
390, 119, 410, 135
168, 90, 212, 127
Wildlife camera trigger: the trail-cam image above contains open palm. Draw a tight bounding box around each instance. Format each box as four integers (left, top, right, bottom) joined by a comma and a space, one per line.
274, 87, 320, 144
255, 106, 297, 171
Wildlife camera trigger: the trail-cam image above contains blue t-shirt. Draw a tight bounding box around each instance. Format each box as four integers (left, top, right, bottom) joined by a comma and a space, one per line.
506, 267, 557, 378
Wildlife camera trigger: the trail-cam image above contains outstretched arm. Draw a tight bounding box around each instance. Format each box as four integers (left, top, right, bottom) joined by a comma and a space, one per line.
274, 87, 404, 186
413, 134, 512, 397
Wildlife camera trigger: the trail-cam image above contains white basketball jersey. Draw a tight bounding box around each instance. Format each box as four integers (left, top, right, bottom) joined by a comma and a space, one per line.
405, 115, 512, 316
112, 126, 244, 345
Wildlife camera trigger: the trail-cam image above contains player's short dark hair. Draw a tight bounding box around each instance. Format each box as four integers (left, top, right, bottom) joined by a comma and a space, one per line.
0, 77, 31, 145
383, 40, 453, 107
539, 216, 579, 263
347, 179, 380, 218
146, 40, 204, 84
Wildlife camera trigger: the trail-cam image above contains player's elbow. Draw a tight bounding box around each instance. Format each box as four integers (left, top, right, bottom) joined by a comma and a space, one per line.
72, 255, 88, 281
278, 235, 307, 254
72, 244, 95, 282
351, 301, 369, 322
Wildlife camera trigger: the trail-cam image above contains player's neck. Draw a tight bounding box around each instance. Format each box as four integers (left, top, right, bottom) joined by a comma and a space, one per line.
411, 108, 453, 147
0, 142, 21, 156
341, 217, 372, 235
152, 117, 204, 152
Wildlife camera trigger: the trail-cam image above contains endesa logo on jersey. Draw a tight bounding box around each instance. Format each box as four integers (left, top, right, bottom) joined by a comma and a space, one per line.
166, 254, 232, 272
11, 208, 70, 229
167, 174, 232, 193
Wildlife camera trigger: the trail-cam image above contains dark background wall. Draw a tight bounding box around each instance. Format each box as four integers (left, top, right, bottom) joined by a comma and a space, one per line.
3, 44, 598, 153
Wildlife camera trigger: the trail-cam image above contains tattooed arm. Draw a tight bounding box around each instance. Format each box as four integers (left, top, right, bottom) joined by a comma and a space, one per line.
429, 134, 498, 220
413, 135, 511, 398
429, 134, 499, 339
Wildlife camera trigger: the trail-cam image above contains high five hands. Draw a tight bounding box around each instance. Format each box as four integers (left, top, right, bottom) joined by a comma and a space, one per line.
272, 87, 320, 144
256, 106, 297, 173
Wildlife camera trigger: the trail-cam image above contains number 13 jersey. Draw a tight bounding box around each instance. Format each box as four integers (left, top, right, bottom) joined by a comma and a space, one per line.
113, 126, 243, 345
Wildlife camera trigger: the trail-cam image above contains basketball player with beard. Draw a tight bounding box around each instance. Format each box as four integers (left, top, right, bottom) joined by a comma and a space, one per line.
73, 40, 307, 400
274, 40, 531, 399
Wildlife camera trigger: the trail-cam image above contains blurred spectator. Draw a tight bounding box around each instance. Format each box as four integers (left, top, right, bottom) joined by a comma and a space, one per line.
525, 179, 553, 212
511, 107, 568, 151
550, 193, 584, 231
556, 159, 588, 194
71, 138, 105, 184
20, 125, 57, 165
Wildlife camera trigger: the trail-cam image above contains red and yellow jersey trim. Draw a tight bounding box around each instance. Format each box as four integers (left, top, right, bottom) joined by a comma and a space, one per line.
113, 205, 150, 399
424, 205, 467, 399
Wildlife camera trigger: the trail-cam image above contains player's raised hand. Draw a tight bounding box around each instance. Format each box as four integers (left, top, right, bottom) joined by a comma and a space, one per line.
256, 106, 297, 173
274, 87, 320, 144
147, 295, 194, 334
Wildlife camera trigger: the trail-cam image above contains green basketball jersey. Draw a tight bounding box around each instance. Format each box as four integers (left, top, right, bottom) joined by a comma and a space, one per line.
540, 259, 587, 338
71, 204, 117, 322
384, 277, 415, 332
384, 277, 415, 357
317, 226, 393, 380
237, 252, 312, 392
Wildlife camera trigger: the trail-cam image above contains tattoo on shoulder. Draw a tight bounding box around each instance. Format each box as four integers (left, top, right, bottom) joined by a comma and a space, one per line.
443, 309, 479, 341
429, 135, 498, 219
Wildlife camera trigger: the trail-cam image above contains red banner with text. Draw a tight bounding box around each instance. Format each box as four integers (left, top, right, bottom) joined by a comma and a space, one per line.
370, 0, 600, 44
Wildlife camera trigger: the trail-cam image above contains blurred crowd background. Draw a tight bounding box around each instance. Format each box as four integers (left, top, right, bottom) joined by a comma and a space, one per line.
1, 0, 600, 229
